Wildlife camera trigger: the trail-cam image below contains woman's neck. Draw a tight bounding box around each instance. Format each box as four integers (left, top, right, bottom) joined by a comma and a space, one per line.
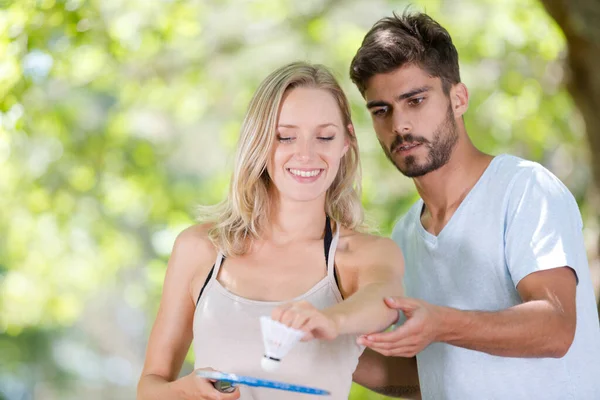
266, 195, 328, 244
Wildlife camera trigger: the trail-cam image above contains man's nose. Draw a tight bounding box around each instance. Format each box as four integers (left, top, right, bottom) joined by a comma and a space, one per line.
392, 111, 412, 135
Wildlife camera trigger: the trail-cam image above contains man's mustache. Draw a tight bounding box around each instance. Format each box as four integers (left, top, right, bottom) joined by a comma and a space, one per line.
390, 134, 428, 153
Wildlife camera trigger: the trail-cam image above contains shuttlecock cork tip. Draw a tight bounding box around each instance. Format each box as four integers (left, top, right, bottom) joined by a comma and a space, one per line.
261, 356, 281, 371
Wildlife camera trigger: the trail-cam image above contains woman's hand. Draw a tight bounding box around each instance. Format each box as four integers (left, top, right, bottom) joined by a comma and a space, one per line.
272, 300, 340, 341
169, 367, 241, 400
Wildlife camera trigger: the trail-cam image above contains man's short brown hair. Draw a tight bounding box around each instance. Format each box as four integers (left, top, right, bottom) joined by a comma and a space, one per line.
350, 11, 461, 96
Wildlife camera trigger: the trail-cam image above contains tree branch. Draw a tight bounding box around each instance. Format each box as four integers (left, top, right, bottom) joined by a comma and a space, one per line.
539, 0, 600, 313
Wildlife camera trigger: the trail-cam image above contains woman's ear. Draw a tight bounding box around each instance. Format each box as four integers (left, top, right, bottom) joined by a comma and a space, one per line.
342, 124, 354, 157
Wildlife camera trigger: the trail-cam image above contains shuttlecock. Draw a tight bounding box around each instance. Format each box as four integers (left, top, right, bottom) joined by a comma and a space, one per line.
259, 316, 305, 371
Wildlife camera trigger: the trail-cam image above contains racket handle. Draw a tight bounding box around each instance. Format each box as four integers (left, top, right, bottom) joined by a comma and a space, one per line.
213, 380, 236, 393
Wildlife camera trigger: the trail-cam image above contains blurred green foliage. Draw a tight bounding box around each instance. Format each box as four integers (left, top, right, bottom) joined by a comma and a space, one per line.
0, 0, 592, 399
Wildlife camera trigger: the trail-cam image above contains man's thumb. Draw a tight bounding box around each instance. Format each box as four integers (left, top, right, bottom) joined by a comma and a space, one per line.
385, 296, 416, 311
385, 296, 403, 307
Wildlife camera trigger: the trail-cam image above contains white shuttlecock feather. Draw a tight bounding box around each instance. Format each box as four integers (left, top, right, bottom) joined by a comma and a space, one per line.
259, 316, 305, 371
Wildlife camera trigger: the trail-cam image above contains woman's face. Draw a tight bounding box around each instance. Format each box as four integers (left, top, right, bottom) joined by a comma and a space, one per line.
267, 87, 349, 203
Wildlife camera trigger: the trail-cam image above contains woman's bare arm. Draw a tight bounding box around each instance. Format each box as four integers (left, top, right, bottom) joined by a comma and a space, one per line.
137, 225, 238, 399
273, 234, 405, 339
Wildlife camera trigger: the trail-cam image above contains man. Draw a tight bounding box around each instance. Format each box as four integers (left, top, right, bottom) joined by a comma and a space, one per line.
350, 11, 600, 400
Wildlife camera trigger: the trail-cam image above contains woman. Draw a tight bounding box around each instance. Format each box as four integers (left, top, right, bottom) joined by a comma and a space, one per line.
137, 62, 405, 400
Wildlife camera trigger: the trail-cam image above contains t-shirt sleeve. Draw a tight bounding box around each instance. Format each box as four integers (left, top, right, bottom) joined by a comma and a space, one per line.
504, 165, 584, 287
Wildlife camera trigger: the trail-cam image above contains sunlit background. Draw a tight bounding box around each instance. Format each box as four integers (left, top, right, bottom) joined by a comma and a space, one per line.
1, 0, 599, 399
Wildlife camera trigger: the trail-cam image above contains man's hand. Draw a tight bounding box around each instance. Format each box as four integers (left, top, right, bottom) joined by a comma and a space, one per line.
361, 267, 578, 359
358, 296, 444, 357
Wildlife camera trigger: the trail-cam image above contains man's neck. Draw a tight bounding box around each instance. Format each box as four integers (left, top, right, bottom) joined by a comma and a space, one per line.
414, 145, 493, 220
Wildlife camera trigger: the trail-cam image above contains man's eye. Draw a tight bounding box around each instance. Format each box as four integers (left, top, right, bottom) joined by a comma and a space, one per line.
408, 97, 425, 106
372, 108, 388, 117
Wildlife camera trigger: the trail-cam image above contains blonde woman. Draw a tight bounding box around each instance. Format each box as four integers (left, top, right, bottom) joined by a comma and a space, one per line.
137, 62, 405, 400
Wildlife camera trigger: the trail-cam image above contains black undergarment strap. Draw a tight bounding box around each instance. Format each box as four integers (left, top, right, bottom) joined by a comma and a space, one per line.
323, 216, 341, 290
324, 215, 333, 266
196, 262, 216, 307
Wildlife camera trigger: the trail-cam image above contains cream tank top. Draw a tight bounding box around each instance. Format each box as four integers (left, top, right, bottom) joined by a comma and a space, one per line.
192, 220, 365, 399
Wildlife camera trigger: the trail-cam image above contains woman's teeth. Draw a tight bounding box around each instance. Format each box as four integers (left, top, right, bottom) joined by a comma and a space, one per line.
288, 169, 321, 177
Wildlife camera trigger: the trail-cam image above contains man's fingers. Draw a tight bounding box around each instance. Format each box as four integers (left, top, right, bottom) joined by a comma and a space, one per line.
384, 296, 401, 307
362, 321, 417, 343
364, 340, 422, 357
384, 296, 418, 312
359, 335, 418, 350
366, 344, 418, 358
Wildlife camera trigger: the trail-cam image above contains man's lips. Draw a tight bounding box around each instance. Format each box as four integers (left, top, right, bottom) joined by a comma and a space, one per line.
392, 142, 422, 153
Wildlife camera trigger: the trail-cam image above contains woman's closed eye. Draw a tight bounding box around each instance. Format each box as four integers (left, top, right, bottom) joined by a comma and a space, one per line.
277, 135, 294, 142
277, 135, 335, 142
318, 136, 335, 141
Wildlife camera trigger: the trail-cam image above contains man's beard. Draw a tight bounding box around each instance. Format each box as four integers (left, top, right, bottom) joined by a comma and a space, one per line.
380, 105, 459, 178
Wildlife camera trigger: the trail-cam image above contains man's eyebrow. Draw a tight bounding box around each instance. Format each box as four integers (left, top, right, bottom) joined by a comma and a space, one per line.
366, 86, 433, 109
398, 86, 432, 100
366, 100, 390, 109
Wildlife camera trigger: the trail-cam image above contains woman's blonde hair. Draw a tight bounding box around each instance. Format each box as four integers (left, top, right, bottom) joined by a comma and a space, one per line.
199, 62, 363, 256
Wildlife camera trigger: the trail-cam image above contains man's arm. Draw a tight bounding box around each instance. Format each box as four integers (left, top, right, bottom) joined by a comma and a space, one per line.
359, 267, 577, 358
353, 348, 421, 399
439, 266, 576, 357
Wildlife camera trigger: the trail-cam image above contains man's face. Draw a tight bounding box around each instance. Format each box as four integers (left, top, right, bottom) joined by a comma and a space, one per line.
364, 64, 459, 178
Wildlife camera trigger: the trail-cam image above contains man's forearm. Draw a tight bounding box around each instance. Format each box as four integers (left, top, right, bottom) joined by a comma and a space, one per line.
353, 349, 420, 399
370, 385, 421, 399
439, 300, 575, 357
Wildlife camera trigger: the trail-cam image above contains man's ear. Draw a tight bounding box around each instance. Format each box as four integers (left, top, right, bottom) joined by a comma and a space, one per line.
451, 83, 469, 118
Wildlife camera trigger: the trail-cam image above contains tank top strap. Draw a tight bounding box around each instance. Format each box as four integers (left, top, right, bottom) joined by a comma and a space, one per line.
196, 251, 225, 307
213, 251, 225, 276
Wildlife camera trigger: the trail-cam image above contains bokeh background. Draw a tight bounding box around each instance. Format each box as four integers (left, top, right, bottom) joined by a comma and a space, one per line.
1, 0, 599, 399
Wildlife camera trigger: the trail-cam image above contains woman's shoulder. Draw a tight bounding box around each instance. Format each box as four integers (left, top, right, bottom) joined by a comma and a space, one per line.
169, 223, 218, 274
335, 227, 404, 296
337, 227, 403, 263
175, 222, 216, 250
169, 223, 220, 301
177, 222, 214, 241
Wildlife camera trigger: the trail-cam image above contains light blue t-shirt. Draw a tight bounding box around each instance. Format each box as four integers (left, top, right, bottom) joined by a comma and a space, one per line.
392, 154, 600, 400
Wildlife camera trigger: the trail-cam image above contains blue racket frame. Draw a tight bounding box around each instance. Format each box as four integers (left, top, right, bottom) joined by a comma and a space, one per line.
195, 370, 331, 396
